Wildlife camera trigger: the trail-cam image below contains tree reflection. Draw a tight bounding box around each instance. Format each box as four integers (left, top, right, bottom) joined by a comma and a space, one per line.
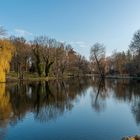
110, 79, 140, 125
91, 78, 108, 112
0, 77, 92, 126
0, 84, 12, 125
131, 96, 140, 125
91, 78, 140, 125
0, 83, 12, 140
0, 77, 140, 132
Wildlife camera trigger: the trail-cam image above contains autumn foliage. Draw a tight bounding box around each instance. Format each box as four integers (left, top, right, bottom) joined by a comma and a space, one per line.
0, 40, 15, 82
0, 83, 12, 122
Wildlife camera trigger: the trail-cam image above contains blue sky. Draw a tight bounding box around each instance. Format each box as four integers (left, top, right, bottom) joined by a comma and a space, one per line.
0, 0, 140, 59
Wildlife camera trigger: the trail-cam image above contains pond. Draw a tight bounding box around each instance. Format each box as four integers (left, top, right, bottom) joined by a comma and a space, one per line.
0, 77, 140, 140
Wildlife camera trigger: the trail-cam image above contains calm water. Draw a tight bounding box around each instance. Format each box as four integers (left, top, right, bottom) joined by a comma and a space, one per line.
0, 77, 140, 140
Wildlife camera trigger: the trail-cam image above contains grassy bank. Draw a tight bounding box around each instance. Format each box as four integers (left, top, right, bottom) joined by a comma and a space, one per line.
6, 71, 81, 82
6, 72, 140, 83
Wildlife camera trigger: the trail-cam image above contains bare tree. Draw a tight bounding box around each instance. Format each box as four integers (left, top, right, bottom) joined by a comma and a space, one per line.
130, 29, 140, 55
32, 36, 55, 77
129, 29, 140, 76
90, 43, 105, 78
10, 36, 31, 79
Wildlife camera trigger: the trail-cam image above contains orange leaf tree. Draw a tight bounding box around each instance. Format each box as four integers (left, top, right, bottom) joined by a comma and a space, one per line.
0, 40, 15, 82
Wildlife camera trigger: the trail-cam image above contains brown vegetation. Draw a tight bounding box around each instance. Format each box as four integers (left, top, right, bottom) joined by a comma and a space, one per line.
0, 27, 140, 82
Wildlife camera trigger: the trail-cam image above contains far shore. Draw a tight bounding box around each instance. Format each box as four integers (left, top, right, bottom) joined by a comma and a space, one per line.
2, 73, 139, 83
5, 75, 70, 83
91, 74, 140, 80
105, 75, 140, 80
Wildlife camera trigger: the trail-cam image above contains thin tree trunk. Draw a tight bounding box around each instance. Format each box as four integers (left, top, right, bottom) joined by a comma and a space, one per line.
94, 54, 104, 79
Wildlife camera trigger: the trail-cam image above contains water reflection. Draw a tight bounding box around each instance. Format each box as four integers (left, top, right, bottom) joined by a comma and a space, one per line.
90, 78, 140, 124
0, 78, 92, 125
90, 79, 107, 112
0, 77, 140, 139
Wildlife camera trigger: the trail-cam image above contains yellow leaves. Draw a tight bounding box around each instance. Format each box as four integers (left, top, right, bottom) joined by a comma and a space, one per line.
0, 39, 15, 82
0, 83, 12, 121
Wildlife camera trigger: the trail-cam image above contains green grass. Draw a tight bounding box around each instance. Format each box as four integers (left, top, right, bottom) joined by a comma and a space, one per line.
6, 71, 73, 82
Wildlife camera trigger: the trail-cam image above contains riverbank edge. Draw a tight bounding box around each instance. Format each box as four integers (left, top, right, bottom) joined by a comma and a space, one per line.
105, 76, 140, 80
93, 74, 140, 80
0, 73, 139, 83
5, 76, 71, 83
4, 74, 90, 83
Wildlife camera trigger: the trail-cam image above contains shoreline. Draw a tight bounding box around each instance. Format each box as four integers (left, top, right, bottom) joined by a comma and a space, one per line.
0, 73, 139, 83
93, 74, 140, 80
105, 76, 140, 80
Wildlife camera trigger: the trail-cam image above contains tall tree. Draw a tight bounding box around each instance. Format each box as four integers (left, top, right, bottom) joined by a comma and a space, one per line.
129, 30, 140, 75
111, 51, 126, 74
10, 36, 31, 79
0, 40, 15, 82
90, 43, 105, 78
130, 29, 140, 55
32, 36, 54, 77
32, 42, 44, 77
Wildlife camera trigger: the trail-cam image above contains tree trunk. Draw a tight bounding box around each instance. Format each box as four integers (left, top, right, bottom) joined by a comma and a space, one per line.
94, 54, 104, 79
45, 61, 53, 77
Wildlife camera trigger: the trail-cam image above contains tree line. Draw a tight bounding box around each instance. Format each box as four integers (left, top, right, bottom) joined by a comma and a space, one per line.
0, 26, 140, 82
0, 27, 90, 82
9, 36, 90, 79
90, 29, 140, 77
